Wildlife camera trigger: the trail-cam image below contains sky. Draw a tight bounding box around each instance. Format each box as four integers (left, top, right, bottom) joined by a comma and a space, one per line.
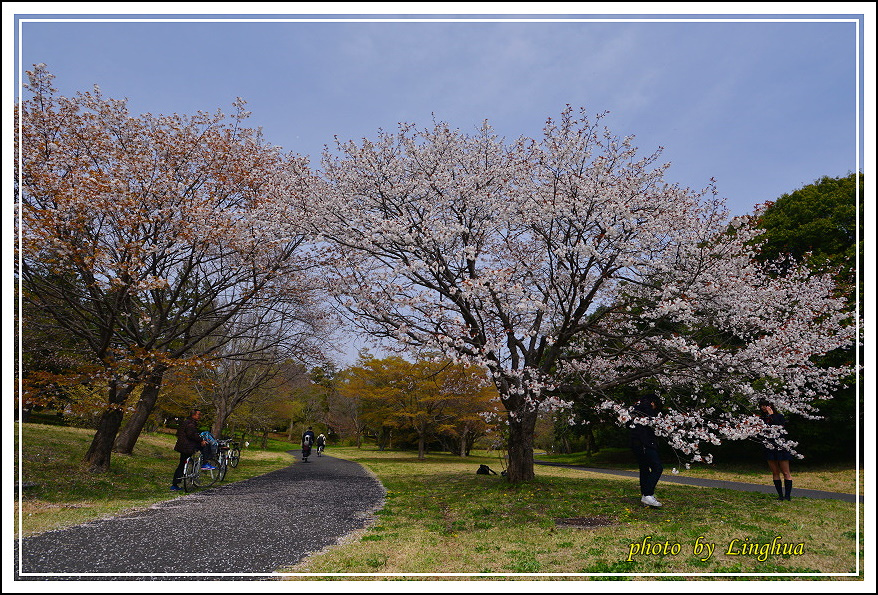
5, 3, 874, 364
9, 5, 869, 218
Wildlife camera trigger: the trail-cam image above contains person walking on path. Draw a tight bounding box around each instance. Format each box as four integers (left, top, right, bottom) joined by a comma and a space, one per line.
629, 395, 664, 507
316, 432, 326, 456
171, 408, 210, 491
759, 399, 794, 500
301, 426, 315, 462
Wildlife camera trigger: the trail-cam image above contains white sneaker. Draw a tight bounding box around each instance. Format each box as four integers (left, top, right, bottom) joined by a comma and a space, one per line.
641, 495, 662, 507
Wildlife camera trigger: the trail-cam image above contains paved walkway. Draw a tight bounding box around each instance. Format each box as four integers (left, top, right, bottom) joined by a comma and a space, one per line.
14, 454, 385, 579
534, 460, 864, 503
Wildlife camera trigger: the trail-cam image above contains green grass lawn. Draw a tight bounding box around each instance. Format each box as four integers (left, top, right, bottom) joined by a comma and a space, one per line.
13, 424, 865, 580
535, 448, 863, 494
285, 447, 864, 579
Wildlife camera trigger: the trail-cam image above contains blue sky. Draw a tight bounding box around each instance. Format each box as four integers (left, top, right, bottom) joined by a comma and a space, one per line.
10, 6, 868, 217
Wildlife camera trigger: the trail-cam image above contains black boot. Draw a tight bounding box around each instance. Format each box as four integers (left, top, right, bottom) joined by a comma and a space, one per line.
784, 479, 792, 501
773, 479, 784, 500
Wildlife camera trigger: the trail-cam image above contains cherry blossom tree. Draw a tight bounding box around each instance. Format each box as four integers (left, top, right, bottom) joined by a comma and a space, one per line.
303, 106, 855, 482
16, 65, 322, 471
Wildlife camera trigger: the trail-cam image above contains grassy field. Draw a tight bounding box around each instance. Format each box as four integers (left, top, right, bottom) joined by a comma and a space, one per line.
535, 448, 864, 495
13, 424, 865, 580
284, 447, 864, 579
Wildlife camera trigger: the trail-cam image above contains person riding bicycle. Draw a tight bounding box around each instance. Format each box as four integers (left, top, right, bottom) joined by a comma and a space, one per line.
171, 408, 209, 491
315, 433, 326, 455
301, 426, 315, 461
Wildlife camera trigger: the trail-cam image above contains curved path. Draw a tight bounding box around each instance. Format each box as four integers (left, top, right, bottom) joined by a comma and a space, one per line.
535, 460, 864, 503
15, 454, 385, 579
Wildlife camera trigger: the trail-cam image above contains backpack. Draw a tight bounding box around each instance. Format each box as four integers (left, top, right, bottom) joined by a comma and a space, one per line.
200, 431, 218, 446
476, 464, 498, 475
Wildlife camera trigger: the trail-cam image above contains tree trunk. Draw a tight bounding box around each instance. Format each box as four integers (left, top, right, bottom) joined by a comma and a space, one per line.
114, 367, 166, 454
84, 381, 136, 472
585, 424, 597, 455
211, 404, 230, 438
417, 431, 426, 460
459, 427, 468, 457
505, 409, 537, 482
465, 433, 475, 456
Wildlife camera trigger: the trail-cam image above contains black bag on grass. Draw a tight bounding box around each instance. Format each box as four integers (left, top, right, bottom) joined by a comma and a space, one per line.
476, 464, 498, 475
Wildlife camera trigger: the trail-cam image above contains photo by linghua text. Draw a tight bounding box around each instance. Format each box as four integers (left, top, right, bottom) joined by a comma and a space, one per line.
626, 535, 805, 563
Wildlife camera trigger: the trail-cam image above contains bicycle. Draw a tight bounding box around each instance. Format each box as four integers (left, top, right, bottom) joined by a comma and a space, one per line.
216, 438, 238, 481
226, 440, 241, 468
181, 451, 221, 492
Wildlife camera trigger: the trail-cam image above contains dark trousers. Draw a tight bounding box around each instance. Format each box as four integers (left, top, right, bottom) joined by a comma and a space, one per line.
632, 444, 663, 496
172, 451, 190, 486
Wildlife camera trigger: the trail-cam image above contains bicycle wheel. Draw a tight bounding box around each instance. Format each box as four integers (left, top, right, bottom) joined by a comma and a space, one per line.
217, 453, 228, 481
228, 448, 241, 468
195, 456, 221, 489
182, 453, 201, 493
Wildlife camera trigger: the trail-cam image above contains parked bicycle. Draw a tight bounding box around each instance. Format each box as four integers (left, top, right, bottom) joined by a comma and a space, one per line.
226, 439, 241, 468
181, 450, 221, 492
216, 438, 242, 481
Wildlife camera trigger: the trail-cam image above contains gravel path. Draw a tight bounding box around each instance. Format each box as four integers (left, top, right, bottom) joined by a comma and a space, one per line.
15, 453, 385, 579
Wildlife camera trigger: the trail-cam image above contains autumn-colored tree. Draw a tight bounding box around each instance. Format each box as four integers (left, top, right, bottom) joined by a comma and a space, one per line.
306, 107, 855, 482
338, 355, 403, 450
338, 354, 499, 459
425, 359, 501, 456
227, 397, 287, 449
149, 365, 204, 428
16, 65, 319, 471
394, 359, 458, 459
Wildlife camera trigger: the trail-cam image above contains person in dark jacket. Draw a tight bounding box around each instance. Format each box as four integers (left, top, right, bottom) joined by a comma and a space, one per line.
759, 399, 794, 500
171, 409, 209, 491
301, 426, 316, 461
630, 395, 664, 507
